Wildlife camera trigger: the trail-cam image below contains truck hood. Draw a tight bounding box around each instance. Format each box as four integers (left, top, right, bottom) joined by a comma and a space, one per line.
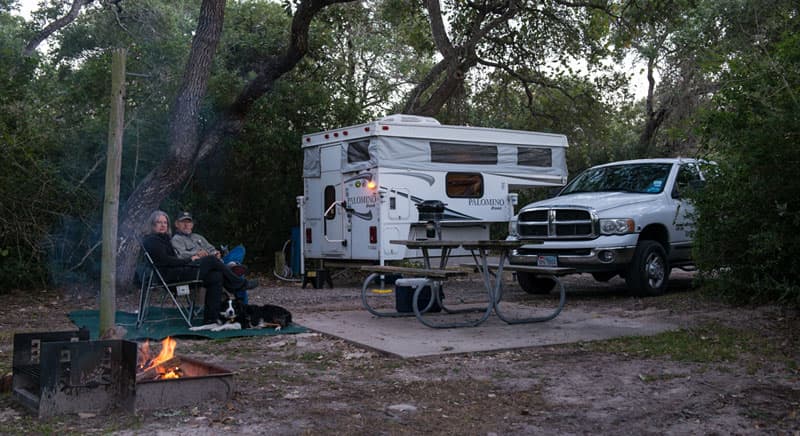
525, 192, 659, 213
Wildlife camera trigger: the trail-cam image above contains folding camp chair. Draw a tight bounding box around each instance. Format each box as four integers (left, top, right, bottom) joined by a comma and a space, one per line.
136, 240, 204, 328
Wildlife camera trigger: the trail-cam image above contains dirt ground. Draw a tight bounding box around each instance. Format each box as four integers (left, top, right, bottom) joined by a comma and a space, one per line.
1, 270, 799, 435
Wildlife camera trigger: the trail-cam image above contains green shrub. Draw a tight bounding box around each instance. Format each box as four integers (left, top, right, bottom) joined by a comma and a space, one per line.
694, 29, 800, 306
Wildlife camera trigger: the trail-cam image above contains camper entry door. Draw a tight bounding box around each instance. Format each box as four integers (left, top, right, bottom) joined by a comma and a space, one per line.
320, 145, 349, 257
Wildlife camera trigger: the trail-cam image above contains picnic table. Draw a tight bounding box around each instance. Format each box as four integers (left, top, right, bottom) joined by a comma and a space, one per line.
360, 239, 575, 328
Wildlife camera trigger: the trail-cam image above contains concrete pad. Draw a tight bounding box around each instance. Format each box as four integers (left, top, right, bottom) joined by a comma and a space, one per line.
295, 304, 680, 358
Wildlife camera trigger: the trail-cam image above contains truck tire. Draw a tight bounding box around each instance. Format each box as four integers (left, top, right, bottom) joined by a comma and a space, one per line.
517, 272, 557, 294
626, 240, 669, 297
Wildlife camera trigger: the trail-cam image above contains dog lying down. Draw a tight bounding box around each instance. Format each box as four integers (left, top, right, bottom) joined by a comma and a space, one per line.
190, 299, 293, 332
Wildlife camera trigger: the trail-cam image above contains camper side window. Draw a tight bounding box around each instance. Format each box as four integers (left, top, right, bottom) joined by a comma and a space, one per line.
518, 147, 552, 167
446, 173, 483, 198
347, 140, 370, 163
431, 142, 497, 164
324, 185, 336, 219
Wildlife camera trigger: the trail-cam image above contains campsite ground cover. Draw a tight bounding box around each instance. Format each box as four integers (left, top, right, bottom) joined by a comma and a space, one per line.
0, 271, 798, 434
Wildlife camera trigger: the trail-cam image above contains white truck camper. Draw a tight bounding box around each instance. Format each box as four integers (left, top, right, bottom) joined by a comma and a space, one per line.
297, 114, 569, 273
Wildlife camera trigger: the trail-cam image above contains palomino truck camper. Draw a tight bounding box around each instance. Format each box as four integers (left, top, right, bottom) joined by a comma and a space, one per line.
297, 114, 568, 274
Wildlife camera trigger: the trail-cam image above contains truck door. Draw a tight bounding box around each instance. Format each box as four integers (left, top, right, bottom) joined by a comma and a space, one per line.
670, 162, 702, 260
320, 145, 349, 257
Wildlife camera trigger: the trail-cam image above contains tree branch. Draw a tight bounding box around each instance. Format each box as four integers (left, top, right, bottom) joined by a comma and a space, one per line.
195, 0, 355, 162
424, 0, 454, 57
24, 0, 95, 56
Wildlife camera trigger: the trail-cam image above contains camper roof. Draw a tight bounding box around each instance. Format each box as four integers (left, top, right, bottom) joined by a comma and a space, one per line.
301, 114, 568, 149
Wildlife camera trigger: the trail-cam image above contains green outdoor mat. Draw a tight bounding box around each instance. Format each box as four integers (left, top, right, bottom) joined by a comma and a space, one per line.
68, 307, 307, 341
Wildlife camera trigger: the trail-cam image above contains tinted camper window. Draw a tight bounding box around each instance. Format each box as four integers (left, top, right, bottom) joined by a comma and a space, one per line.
430, 142, 497, 164
446, 173, 483, 198
324, 185, 336, 219
518, 147, 552, 167
347, 140, 370, 163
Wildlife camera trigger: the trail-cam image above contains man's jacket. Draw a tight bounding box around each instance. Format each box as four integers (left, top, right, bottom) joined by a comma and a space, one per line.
171, 232, 218, 259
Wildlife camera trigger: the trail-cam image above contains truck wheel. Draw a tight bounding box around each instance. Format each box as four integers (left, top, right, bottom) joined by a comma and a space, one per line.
626, 240, 669, 297
517, 272, 557, 294
591, 272, 617, 282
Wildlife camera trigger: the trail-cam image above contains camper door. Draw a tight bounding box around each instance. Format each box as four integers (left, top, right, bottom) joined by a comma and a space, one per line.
320, 145, 349, 257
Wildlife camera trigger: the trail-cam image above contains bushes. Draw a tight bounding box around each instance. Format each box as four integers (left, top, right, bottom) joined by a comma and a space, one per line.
694, 29, 800, 305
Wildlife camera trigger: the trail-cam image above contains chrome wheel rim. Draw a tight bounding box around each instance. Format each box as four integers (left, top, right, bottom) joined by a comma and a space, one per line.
645, 252, 666, 289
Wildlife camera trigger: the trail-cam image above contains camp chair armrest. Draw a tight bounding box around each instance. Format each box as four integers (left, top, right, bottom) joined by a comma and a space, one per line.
163, 279, 204, 287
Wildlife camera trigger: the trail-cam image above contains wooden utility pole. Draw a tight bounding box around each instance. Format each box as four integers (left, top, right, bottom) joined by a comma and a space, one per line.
99, 48, 126, 335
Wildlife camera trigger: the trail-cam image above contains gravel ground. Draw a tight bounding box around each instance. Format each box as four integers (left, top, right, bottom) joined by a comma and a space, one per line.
0, 269, 798, 435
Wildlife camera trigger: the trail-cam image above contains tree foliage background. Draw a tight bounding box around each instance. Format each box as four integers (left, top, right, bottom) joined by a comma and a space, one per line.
0, 0, 797, 305
692, 0, 800, 305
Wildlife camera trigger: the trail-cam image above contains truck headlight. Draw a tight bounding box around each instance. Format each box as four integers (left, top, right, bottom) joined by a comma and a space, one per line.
599, 218, 635, 235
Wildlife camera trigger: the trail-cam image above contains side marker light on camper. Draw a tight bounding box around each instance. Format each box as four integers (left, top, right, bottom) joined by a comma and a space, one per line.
364, 127, 370, 132
305, 228, 312, 244
343, 131, 348, 136
367, 180, 377, 190
334, 132, 339, 137
324, 134, 330, 139
381, 126, 389, 131
369, 226, 377, 244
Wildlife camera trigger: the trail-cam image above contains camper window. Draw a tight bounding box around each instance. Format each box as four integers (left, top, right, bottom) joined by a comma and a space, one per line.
324, 185, 336, 219
518, 147, 552, 167
430, 142, 497, 165
446, 173, 483, 198
347, 140, 370, 163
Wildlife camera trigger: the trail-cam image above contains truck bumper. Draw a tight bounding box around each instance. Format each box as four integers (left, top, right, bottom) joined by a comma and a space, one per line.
509, 236, 637, 272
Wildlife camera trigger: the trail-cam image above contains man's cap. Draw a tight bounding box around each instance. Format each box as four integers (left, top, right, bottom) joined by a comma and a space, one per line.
176, 211, 193, 222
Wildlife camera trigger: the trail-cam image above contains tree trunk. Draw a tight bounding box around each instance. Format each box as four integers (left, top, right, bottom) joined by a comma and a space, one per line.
115, 0, 227, 290
115, 0, 355, 290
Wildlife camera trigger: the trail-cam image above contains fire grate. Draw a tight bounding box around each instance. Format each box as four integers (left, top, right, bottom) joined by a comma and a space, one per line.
135, 356, 234, 411
12, 330, 234, 418
12, 330, 136, 418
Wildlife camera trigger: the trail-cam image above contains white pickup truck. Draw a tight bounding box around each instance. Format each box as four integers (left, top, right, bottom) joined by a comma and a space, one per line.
507, 158, 707, 296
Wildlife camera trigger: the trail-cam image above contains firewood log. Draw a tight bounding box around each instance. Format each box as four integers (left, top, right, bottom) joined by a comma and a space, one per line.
136, 356, 182, 382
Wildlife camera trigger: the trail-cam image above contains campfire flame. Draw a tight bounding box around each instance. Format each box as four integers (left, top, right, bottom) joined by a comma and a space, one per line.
138, 337, 182, 380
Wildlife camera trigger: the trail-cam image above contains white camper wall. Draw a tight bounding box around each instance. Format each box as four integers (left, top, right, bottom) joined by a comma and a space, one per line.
300, 115, 570, 264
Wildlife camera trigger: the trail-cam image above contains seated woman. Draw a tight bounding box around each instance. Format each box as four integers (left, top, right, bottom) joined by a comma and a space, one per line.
142, 210, 257, 324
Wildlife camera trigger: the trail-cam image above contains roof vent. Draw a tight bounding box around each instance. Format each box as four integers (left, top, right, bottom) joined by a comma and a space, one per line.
378, 114, 440, 126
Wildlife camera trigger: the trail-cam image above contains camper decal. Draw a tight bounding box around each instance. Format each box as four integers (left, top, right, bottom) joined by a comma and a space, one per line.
386, 189, 480, 221
343, 173, 374, 184
348, 194, 378, 206
383, 171, 436, 186
489, 172, 563, 185
469, 198, 505, 210
348, 209, 373, 221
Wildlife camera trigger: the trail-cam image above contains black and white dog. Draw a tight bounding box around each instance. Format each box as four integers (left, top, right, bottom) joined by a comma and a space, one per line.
189, 298, 292, 332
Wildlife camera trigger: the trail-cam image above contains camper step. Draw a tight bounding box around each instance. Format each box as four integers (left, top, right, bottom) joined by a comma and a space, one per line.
361, 265, 469, 279
460, 264, 575, 276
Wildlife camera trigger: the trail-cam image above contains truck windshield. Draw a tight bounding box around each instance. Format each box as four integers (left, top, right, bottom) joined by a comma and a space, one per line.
560, 163, 673, 195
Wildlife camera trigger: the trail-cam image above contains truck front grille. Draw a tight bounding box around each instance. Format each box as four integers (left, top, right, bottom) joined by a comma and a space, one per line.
518, 207, 595, 239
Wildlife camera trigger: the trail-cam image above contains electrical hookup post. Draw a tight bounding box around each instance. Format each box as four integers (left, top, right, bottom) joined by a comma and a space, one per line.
296, 194, 333, 289
296, 195, 306, 277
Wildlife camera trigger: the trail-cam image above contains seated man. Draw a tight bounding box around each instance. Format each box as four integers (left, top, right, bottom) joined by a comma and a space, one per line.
171, 211, 251, 303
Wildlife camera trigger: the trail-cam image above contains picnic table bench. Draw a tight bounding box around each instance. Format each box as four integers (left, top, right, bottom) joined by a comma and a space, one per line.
361, 265, 469, 279
460, 263, 575, 276
360, 239, 572, 328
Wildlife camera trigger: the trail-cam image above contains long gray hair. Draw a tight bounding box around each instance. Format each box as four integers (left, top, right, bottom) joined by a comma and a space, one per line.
146, 210, 171, 235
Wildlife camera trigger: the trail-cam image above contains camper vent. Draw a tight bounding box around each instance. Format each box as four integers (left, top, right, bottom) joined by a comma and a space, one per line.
379, 114, 441, 126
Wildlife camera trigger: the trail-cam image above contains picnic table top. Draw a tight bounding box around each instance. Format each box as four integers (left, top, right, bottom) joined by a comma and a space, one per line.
389, 239, 540, 249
